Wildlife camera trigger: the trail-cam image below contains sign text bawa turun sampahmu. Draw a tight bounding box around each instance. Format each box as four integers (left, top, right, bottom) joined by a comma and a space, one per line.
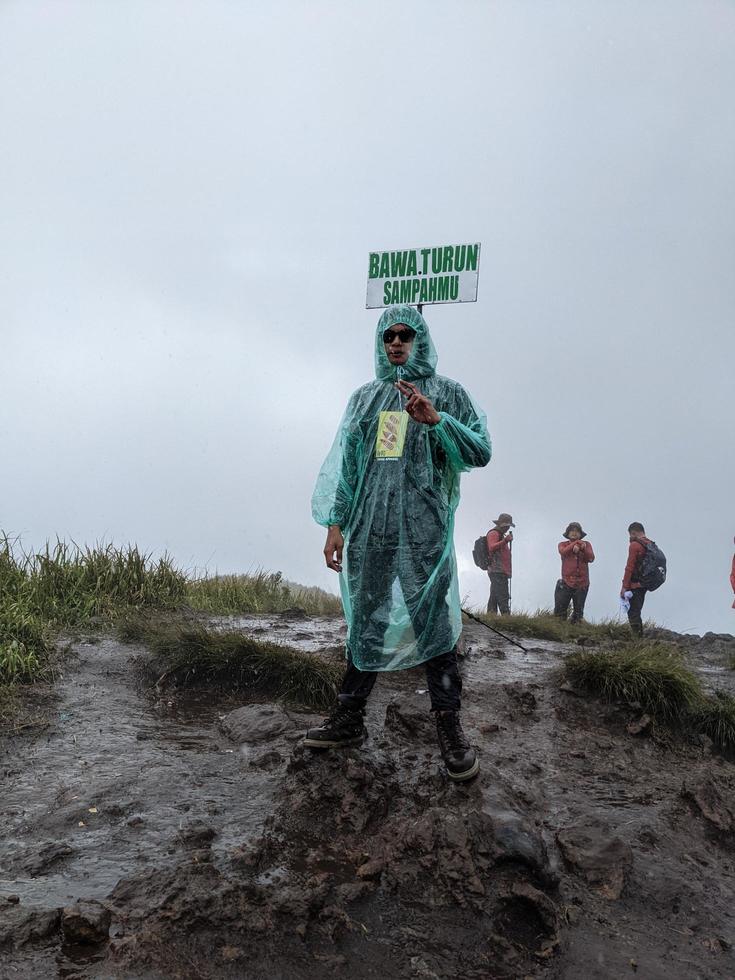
366, 243, 481, 309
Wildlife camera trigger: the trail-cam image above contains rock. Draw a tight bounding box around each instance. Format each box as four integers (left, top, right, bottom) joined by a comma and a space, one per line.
559, 681, 581, 695
627, 714, 652, 736
701, 631, 735, 644
278, 607, 309, 620
19, 841, 73, 875
6, 895, 20, 904
250, 749, 284, 769
556, 823, 633, 900
479, 722, 500, 735
61, 900, 111, 944
487, 812, 554, 885
0, 905, 61, 947
690, 734, 715, 755
384, 695, 434, 739
127, 814, 145, 827
177, 818, 217, 848
220, 703, 294, 744
682, 780, 734, 833
505, 684, 537, 716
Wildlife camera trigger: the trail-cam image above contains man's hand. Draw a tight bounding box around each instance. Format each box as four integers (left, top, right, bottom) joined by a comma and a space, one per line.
395, 380, 441, 426
505, 531, 513, 543
324, 525, 344, 572
572, 544, 580, 553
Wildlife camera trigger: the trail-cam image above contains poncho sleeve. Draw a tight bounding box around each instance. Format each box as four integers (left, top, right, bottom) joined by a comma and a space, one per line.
311, 391, 365, 529
430, 383, 491, 472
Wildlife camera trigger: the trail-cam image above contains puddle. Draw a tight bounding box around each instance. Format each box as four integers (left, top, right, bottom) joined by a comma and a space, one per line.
0, 637, 279, 909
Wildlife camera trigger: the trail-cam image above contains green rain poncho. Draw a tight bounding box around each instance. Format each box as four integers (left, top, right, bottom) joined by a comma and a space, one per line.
312, 305, 491, 671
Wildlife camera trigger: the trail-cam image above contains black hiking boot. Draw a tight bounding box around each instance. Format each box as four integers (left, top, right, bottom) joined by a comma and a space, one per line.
435, 710, 479, 781
303, 701, 367, 749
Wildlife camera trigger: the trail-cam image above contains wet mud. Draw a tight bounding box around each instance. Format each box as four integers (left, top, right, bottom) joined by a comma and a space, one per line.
1, 616, 735, 978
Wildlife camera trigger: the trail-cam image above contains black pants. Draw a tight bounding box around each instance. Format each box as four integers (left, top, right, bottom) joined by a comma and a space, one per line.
487, 572, 510, 615
338, 646, 462, 712
554, 579, 589, 622
627, 588, 647, 635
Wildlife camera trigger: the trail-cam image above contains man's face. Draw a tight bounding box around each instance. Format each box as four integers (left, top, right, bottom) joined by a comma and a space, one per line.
568, 529, 581, 541
383, 323, 415, 366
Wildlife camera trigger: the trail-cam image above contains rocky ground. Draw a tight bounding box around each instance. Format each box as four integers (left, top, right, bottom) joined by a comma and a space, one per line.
1, 615, 735, 979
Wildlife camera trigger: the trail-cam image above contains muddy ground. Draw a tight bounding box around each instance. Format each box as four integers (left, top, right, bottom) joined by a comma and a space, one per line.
2, 615, 735, 979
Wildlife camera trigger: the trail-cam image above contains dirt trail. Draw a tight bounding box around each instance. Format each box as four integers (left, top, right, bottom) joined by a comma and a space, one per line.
2, 617, 735, 978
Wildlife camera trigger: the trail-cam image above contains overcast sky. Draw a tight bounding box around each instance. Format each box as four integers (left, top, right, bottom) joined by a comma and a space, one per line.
2, 1, 733, 634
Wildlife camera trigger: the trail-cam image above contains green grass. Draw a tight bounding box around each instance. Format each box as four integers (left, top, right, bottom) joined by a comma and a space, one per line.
186, 571, 342, 616
473, 608, 635, 643
124, 617, 342, 710
0, 535, 186, 684
564, 643, 735, 750
0, 533, 343, 689
565, 643, 702, 723
689, 692, 735, 751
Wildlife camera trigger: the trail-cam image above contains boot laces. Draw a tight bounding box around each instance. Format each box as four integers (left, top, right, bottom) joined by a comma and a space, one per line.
324, 701, 363, 728
437, 710, 469, 752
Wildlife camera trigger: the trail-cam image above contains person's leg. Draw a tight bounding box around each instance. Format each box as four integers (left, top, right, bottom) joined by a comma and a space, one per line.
487, 573, 500, 614
304, 654, 372, 748
424, 648, 477, 781
424, 647, 462, 711
497, 574, 511, 616
554, 580, 572, 619
627, 588, 646, 636
338, 655, 379, 708
571, 587, 588, 623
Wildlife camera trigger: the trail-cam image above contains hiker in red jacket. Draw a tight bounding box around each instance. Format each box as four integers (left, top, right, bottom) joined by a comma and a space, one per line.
486, 513, 514, 615
621, 522, 652, 636
554, 522, 595, 623
730, 536, 735, 610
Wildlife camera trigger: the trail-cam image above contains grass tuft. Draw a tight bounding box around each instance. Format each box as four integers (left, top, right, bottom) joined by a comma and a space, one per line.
564, 643, 735, 750
0, 534, 186, 683
128, 618, 342, 710
565, 643, 702, 723
689, 692, 735, 751
0, 532, 342, 688
186, 571, 341, 617
475, 608, 635, 643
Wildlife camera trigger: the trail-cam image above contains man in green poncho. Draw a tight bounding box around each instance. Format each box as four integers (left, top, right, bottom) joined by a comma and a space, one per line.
305, 304, 491, 781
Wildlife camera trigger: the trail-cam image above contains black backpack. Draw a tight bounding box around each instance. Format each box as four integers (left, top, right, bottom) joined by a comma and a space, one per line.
473, 535, 490, 570
638, 540, 667, 591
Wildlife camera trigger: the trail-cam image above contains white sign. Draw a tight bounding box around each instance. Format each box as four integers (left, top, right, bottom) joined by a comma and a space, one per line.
366, 242, 481, 309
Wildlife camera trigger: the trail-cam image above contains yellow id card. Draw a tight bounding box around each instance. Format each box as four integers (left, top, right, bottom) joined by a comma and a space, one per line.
375, 410, 409, 458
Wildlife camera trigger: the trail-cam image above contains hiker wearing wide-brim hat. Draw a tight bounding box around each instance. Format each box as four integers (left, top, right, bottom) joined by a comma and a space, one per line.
493, 513, 515, 528
562, 522, 587, 540
554, 522, 595, 624
486, 514, 514, 615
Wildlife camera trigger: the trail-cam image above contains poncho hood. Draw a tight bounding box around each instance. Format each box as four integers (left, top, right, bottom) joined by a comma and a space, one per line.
374, 305, 437, 381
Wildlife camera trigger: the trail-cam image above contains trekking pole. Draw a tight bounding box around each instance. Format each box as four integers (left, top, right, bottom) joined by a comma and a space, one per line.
508, 538, 513, 614
461, 606, 528, 652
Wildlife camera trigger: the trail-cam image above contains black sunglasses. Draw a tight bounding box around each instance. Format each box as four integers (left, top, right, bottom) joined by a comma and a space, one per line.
383, 328, 415, 344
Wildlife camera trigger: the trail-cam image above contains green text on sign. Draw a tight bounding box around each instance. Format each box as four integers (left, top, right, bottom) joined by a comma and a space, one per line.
366, 243, 481, 309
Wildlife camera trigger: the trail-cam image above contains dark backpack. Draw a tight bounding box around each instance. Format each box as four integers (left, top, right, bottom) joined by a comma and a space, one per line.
473, 535, 490, 571
638, 540, 667, 591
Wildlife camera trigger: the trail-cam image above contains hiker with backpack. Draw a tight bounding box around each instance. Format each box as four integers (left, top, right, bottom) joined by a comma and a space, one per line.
485, 513, 514, 615
730, 536, 735, 610
621, 522, 666, 636
554, 522, 594, 623
307, 304, 491, 781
